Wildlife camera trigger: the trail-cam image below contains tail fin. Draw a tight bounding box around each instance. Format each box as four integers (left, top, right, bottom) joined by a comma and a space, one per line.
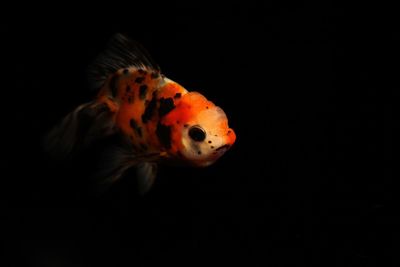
43, 101, 117, 160
44, 101, 160, 195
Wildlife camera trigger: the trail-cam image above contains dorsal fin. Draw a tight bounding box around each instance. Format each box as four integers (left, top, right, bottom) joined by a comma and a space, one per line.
88, 33, 160, 90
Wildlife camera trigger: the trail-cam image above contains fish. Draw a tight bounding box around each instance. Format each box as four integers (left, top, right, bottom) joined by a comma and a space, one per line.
44, 33, 236, 194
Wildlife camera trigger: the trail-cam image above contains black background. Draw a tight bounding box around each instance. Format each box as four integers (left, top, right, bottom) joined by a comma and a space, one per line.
1, 2, 400, 266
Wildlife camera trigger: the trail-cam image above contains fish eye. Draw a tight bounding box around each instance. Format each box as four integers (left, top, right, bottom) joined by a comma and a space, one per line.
188, 125, 206, 142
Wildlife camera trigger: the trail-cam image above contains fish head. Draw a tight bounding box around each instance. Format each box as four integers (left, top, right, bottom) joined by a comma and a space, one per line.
162, 92, 236, 167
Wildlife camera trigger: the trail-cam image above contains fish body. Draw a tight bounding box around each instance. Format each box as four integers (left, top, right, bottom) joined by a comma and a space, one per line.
45, 34, 236, 193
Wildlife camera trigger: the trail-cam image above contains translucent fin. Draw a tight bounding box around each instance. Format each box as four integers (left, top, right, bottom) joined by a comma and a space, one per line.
92, 144, 138, 192
43, 101, 116, 160
87, 33, 160, 90
136, 162, 158, 195
91, 137, 161, 194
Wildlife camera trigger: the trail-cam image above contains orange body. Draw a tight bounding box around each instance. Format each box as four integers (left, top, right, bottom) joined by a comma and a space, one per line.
94, 67, 235, 165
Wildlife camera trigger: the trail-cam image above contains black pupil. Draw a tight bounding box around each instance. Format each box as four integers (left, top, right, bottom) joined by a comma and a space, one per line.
189, 126, 206, 142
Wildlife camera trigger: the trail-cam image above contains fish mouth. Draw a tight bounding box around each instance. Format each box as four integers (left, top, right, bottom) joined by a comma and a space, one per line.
215, 144, 230, 152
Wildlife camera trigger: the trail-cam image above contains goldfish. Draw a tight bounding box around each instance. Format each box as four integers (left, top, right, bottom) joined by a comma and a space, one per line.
45, 33, 236, 194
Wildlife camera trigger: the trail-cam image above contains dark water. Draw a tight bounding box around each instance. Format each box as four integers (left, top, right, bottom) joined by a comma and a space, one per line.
1, 3, 399, 266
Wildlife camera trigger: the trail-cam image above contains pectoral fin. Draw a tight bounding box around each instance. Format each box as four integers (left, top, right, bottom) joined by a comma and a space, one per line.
136, 162, 158, 195
92, 144, 160, 194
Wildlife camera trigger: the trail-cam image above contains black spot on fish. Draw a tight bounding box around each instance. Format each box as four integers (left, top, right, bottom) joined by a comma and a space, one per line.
130, 119, 142, 137
151, 72, 160, 79
130, 119, 138, 130
139, 85, 148, 100
174, 93, 182, 99
206, 106, 209, 109
211, 146, 215, 149
109, 75, 118, 97
184, 124, 189, 128
123, 69, 129, 74
126, 85, 131, 92
137, 127, 142, 137
138, 69, 145, 74
156, 123, 172, 149
228, 130, 232, 134
208, 141, 212, 144
197, 151, 202, 155
135, 77, 145, 83
141, 94, 157, 123
159, 97, 175, 117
